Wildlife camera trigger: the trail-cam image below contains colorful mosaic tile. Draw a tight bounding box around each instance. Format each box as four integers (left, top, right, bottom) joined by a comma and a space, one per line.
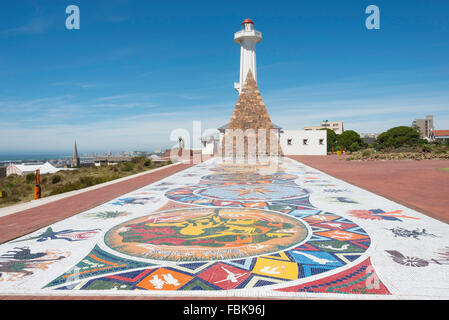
1, 157, 449, 298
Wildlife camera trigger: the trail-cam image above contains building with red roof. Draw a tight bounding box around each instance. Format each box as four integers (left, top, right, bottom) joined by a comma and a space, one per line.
431, 130, 449, 141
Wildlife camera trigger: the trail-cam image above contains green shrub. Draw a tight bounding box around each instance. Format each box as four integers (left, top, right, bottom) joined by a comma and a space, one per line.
376, 126, 420, 150
131, 156, 147, 164
79, 176, 95, 186
349, 142, 361, 152
337, 130, 363, 151
120, 162, 135, 172
362, 149, 373, 157
321, 128, 338, 152
25, 173, 36, 183
52, 175, 62, 184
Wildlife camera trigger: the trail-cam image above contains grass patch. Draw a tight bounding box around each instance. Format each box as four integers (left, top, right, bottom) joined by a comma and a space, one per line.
0, 157, 172, 208
440, 168, 449, 172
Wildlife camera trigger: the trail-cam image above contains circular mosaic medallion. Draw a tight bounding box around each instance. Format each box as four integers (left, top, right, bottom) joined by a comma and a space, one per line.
193, 184, 308, 202
210, 164, 285, 173
201, 173, 297, 183
104, 207, 309, 262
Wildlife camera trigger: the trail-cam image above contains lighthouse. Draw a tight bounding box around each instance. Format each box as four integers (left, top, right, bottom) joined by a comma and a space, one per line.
234, 19, 262, 94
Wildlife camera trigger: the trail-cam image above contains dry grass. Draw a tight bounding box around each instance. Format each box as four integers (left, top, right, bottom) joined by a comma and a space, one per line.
345, 146, 449, 161
0, 157, 172, 208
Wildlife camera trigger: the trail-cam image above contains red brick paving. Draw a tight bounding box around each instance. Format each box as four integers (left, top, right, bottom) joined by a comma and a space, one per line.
0, 162, 194, 245
289, 155, 449, 224
0, 295, 273, 300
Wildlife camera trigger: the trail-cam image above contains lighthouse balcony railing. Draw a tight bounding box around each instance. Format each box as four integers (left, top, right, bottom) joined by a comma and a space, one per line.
234, 30, 262, 39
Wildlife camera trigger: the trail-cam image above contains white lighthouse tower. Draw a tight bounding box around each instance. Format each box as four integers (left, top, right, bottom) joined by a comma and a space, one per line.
234, 18, 262, 94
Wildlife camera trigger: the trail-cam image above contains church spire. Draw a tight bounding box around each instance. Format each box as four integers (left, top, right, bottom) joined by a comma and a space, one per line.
71, 140, 80, 167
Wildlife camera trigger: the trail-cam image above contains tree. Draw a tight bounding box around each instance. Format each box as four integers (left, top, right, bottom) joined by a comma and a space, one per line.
337, 130, 363, 151
376, 126, 421, 150
321, 128, 338, 152
349, 142, 361, 152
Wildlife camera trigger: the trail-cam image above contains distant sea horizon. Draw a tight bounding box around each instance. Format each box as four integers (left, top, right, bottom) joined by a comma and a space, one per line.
0, 152, 72, 162
0, 148, 166, 163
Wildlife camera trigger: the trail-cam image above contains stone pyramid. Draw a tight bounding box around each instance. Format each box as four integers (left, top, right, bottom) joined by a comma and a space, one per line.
222, 70, 283, 158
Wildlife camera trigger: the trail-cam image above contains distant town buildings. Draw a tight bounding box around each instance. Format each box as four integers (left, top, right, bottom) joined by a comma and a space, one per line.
303, 120, 344, 135
320, 120, 344, 134
360, 133, 381, 145
93, 156, 133, 167
431, 130, 449, 141
412, 115, 434, 139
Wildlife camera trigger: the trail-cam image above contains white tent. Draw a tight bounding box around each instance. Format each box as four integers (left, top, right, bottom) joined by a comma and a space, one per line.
6, 162, 73, 176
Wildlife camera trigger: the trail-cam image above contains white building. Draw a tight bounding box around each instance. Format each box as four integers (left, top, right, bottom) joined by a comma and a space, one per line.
6, 162, 70, 176
201, 135, 220, 156
280, 130, 327, 155
303, 121, 344, 135
321, 120, 344, 134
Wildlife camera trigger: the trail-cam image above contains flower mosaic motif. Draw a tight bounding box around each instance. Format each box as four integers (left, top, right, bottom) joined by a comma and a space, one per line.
84, 211, 131, 220
110, 197, 156, 206
386, 250, 429, 267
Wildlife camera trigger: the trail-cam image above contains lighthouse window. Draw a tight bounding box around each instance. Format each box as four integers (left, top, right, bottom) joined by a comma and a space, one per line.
287, 139, 292, 145
303, 139, 308, 145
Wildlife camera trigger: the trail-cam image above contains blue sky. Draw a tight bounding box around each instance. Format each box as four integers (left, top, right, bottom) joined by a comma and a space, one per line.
0, 0, 448, 153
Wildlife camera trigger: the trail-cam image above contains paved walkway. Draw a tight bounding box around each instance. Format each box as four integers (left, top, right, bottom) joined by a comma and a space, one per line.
289, 156, 449, 224
0, 157, 448, 299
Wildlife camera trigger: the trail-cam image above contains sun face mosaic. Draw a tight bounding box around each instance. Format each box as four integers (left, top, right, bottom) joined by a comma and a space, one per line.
104, 207, 309, 262
1, 157, 449, 298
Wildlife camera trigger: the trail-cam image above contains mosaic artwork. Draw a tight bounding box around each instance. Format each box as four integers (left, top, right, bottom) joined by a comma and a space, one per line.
200, 172, 297, 183
11, 227, 101, 243
104, 207, 308, 261
0, 157, 448, 298
0, 247, 70, 282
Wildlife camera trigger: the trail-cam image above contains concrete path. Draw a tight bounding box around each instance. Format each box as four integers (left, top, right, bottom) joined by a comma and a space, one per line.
289, 156, 449, 224
0, 157, 448, 299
